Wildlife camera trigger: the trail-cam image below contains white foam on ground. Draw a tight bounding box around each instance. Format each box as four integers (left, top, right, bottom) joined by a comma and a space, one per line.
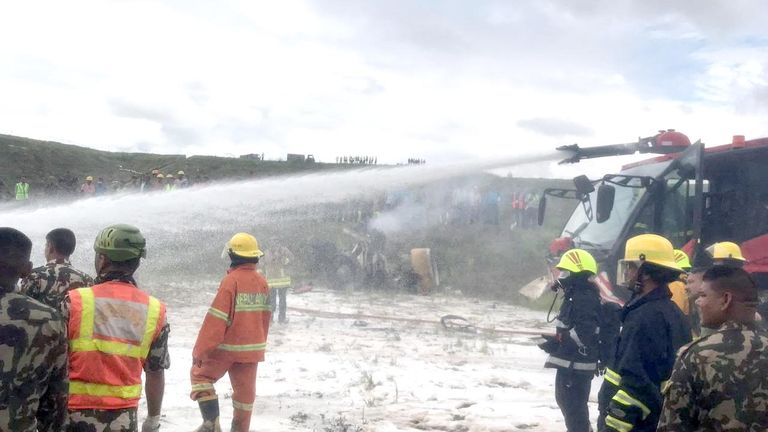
145, 288, 603, 431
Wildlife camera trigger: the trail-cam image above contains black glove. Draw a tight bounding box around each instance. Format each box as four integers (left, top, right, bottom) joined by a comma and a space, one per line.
537, 334, 559, 354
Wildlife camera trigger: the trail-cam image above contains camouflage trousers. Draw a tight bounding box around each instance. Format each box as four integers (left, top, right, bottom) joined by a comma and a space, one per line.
67, 408, 138, 432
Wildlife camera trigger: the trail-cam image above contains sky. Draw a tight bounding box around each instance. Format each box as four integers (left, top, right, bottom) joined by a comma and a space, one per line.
1, 0, 767, 177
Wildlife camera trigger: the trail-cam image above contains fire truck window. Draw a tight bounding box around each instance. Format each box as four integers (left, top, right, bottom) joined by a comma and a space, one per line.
660, 178, 690, 246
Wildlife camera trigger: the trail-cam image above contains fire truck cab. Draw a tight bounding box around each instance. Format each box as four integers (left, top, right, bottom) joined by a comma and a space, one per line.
540, 132, 768, 302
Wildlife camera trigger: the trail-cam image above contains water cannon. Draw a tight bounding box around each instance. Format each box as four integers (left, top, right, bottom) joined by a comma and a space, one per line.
556, 130, 692, 164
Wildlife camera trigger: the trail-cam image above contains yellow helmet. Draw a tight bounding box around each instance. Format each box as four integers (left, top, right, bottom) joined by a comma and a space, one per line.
556, 249, 597, 275
156, 174, 164, 179
177, 170, 185, 175
85, 176, 94, 181
617, 234, 681, 286
705, 241, 746, 262
166, 174, 174, 179
224, 233, 263, 258
673, 249, 692, 271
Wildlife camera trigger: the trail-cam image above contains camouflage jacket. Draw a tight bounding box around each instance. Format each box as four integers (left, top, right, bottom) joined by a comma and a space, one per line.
658, 321, 768, 431
0, 291, 68, 432
19, 259, 94, 310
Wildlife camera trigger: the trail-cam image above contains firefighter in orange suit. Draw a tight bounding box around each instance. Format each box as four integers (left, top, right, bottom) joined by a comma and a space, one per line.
190, 232, 271, 432
66, 224, 169, 432
668, 249, 692, 315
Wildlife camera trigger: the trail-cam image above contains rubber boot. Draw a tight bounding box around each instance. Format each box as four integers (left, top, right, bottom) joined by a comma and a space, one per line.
230, 409, 251, 432
194, 398, 222, 432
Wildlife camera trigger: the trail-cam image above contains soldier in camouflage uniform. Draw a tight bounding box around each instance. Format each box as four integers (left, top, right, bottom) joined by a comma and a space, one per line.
658, 265, 768, 430
19, 228, 94, 310
0, 227, 68, 432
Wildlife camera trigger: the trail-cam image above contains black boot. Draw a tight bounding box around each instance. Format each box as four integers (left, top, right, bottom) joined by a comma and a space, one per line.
194, 398, 222, 432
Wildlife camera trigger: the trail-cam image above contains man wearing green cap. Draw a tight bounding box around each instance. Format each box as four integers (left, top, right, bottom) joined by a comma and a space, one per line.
65, 224, 170, 432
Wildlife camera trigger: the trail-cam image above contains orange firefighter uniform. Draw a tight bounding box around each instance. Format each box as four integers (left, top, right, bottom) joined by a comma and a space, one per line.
191, 263, 271, 431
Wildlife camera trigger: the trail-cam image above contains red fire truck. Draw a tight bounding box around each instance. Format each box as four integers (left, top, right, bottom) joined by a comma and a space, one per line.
538, 130, 768, 303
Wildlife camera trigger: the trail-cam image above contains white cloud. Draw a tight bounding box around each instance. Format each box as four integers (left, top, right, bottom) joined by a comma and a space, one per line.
0, 0, 766, 170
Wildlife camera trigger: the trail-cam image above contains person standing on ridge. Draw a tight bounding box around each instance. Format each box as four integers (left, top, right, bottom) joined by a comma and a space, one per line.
538, 248, 601, 432
15, 176, 30, 200
80, 176, 96, 195
597, 234, 691, 432
65, 224, 169, 432
190, 233, 271, 432
19, 228, 94, 310
0, 227, 68, 431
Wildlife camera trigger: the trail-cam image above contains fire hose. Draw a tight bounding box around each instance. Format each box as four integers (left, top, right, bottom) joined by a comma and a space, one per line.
287, 306, 553, 337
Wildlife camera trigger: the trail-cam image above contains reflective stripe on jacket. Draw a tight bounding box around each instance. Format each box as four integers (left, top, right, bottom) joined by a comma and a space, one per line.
15, 182, 29, 200
68, 282, 166, 410
267, 276, 292, 289
193, 263, 271, 363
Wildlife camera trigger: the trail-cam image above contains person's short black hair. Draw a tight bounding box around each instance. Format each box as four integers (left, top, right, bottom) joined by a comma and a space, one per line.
229, 253, 259, 267
46, 228, 76, 256
703, 266, 757, 303
0, 227, 32, 276
642, 262, 681, 285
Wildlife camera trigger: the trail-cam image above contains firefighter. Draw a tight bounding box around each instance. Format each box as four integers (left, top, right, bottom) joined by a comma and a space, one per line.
191, 233, 271, 432
597, 234, 691, 432
706, 241, 746, 268
265, 239, 294, 324
668, 249, 692, 315
538, 248, 601, 432
66, 224, 170, 432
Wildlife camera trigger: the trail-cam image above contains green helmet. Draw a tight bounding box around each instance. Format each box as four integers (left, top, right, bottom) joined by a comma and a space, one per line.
94, 224, 147, 262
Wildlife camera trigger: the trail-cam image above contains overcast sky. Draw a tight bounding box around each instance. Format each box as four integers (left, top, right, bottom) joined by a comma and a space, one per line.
1, 0, 767, 177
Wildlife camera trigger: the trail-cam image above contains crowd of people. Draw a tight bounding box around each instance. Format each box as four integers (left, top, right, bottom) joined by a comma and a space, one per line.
1, 170, 211, 202
0, 225, 292, 432
335, 155, 378, 164
540, 235, 768, 431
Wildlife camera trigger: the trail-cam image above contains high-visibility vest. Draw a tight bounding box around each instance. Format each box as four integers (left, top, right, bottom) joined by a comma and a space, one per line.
67, 282, 165, 410
164, 183, 175, 192
15, 182, 29, 200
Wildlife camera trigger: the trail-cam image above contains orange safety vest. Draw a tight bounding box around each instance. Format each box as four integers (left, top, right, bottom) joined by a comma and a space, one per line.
67, 281, 166, 410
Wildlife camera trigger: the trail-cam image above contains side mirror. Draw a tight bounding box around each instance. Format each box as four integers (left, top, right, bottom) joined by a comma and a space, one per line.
596, 184, 615, 223
573, 175, 595, 197
538, 195, 547, 226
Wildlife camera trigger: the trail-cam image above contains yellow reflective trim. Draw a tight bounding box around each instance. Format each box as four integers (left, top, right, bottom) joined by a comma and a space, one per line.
604, 368, 622, 386
612, 390, 651, 419
78, 288, 95, 339
217, 343, 267, 352
141, 296, 161, 357
232, 400, 254, 411
70, 291, 161, 359
70, 380, 142, 399
234, 304, 271, 312
605, 415, 633, 432
268, 277, 292, 288
208, 307, 230, 321
70, 339, 143, 357
192, 383, 215, 391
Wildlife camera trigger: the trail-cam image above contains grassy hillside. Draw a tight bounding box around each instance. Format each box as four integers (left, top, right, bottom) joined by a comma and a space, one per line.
0, 134, 353, 196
